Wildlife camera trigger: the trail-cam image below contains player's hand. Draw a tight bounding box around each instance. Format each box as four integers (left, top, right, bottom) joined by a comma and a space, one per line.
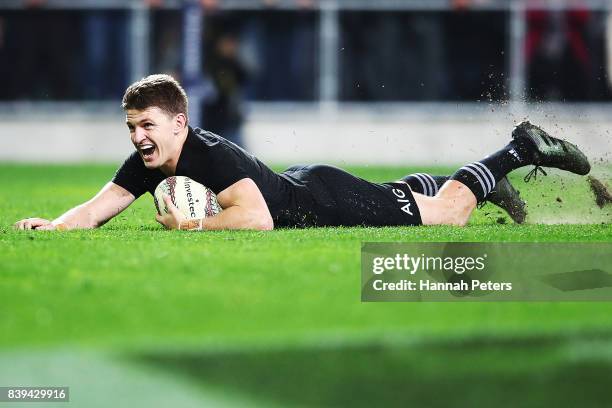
14, 218, 52, 230
14, 218, 68, 231
155, 194, 187, 230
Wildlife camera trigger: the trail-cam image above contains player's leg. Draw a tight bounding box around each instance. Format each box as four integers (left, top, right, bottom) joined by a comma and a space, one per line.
410, 180, 477, 226
301, 122, 589, 228
300, 164, 423, 227
447, 120, 590, 205
401, 173, 527, 224
298, 165, 482, 227
413, 120, 591, 226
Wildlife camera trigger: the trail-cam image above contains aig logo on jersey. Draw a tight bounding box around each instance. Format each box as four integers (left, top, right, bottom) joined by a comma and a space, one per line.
392, 188, 414, 216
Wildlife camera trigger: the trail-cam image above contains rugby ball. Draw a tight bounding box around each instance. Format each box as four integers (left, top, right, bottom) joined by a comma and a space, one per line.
154, 176, 222, 219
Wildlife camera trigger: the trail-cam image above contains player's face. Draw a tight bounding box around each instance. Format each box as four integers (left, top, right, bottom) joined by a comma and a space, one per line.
126, 107, 178, 169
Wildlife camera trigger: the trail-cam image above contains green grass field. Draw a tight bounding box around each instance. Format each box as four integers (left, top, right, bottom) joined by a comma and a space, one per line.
0, 163, 610, 407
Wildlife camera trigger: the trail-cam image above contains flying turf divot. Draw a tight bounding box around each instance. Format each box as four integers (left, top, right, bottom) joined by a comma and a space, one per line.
587, 176, 612, 208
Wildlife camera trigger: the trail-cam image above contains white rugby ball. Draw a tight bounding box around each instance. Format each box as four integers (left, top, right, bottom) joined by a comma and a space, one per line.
154, 176, 222, 219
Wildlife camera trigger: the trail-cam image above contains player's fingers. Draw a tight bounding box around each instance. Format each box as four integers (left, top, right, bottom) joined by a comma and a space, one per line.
29, 218, 50, 227
155, 214, 167, 227
17, 218, 50, 230
162, 194, 174, 207
156, 215, 172, 229
163, 194, 180, 216
35, 224, 56, 231
14, 218, 39, 230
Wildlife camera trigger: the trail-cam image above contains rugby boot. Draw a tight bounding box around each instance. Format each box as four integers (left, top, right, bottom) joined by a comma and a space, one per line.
512, 121, 591, 182
485, 176, 527, 224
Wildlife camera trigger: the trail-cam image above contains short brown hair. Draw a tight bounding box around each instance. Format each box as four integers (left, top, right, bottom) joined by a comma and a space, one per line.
122, 74, 188, 119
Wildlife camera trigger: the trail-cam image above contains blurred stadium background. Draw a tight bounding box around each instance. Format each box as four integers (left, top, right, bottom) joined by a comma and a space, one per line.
1, 1, 611, 407
0, 0, 611, 165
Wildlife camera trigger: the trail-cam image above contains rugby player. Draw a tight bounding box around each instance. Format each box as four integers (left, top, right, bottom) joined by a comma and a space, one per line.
14, 75, 590, 231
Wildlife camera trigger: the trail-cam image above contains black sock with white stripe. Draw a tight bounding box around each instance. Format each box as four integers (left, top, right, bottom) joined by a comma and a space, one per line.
450, 140, 528, 202
401, 173, 448, 196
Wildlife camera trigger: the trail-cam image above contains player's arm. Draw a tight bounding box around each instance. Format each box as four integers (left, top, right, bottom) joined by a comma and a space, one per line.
14, 182, 135, 230
157, 178, 274, 231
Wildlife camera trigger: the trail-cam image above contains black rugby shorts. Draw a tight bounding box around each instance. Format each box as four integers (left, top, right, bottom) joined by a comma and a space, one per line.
282, 164, 422, 227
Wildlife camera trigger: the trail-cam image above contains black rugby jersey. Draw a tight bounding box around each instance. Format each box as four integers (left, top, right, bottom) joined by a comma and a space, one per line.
113, 127, 318, 227
112, 127, 421, 227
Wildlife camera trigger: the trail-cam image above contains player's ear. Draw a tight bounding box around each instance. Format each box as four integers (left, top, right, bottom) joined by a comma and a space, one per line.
173, 113, 187, 134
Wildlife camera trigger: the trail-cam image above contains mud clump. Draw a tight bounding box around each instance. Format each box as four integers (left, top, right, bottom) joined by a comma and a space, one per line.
587, 176, 612, 208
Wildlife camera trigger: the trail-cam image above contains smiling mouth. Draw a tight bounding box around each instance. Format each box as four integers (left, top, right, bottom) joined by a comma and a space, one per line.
138, 144, 156, 159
